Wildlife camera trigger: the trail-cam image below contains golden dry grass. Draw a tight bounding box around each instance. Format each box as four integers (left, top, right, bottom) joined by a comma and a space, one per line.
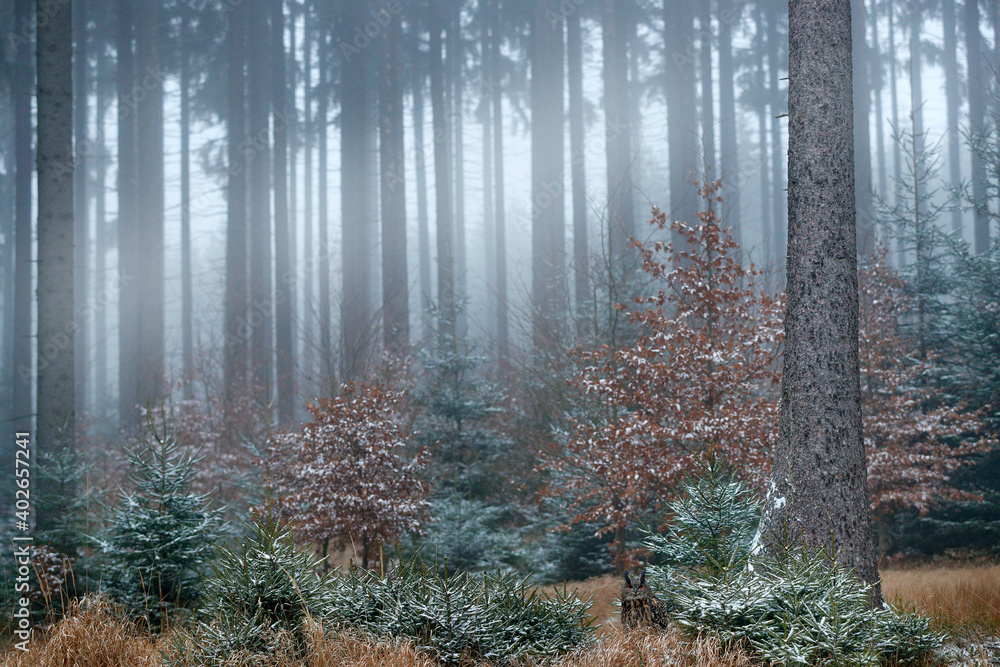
537, 574, 622, 631
882, 563, 1000, 636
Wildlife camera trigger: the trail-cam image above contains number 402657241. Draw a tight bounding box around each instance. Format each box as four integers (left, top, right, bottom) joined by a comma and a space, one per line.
14, 433, 29, 526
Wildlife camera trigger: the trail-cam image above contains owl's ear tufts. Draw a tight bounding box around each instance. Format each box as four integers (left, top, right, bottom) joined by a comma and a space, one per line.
639, 569, 646, 587
624, 572, 632, 588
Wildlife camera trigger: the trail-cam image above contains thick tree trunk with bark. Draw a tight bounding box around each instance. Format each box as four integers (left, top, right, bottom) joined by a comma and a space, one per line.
764, 0, 882, 605
852, 0, 874, 256
379, 6, 409, 356
35, 0, 76, 535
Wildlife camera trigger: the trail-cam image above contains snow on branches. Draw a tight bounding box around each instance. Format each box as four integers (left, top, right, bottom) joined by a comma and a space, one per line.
545, 181, 784, 567
860, 246, 994, 518
266, 382, 429, 569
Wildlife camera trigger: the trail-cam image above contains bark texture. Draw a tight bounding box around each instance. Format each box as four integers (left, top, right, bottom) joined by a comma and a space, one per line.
765, 0, 882, 604
35, 0, 76, 534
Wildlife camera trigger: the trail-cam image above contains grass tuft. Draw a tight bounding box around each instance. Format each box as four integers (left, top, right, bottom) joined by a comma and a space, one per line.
882, 564, 1000, 637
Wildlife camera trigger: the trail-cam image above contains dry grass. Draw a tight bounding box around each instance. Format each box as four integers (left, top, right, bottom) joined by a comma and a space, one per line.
0, 597, 161, 667
537, 574, 622, 631
882, 563, 1000, 636
539, 624, 753, 667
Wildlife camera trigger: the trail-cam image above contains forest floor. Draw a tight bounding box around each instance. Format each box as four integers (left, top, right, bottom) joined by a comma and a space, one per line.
2, 563, 998, 666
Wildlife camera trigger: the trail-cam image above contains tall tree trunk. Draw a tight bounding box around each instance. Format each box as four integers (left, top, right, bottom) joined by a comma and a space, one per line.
491, 0, 509, 361
117, 0, 139, 428
531, 0, 566, 347
35, 0, 76, 536
450, 5, 467, 342
180, 4, 194, 399
870, 0, 887, 200
766, 0, 786, 277
717, 0, 742, 241
431, 3, 456, 343
888, 0, 903, 265
942, 0, 963, 238
73, 0, 89, 415
380, 4, 409, 355
853, 0, 874, 256
766, 0, 882, 604
134, 0, 165, 413
318, 25, 334, 392
12, 0, 33, 436
302, 8, 315, 391
340, 0, 373, 380
481, 2, 496, 330
94, 43, 111, 415
567, 9, 589, 327
273, 0, 294, 424
665, 0, 697, 229
248, 0, 272, 408
699, 0, 716, 172
966, 0, 989, 254
413, 70, 433, 345
604, 0, 634, 258
755, 6, 774, 276
224, 0, 249, 410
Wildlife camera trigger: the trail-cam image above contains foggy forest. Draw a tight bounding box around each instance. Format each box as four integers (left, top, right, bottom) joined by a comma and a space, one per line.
1, 0, 1000, 663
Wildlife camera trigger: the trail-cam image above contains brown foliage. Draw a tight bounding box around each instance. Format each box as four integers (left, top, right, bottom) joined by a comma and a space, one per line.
265, 381, 429, 568
859, 247, 995, 518
543, 182, 783, 567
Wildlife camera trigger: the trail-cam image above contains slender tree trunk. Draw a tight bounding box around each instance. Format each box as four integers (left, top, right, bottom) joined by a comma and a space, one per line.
665, 0, 697, 230
12, 0, 33, 436
853, 0, 874, 256
492, 0, 508, 360
531, 0, 566, 347
73, 0, 89, 415
274, 0, 294, 424
718, 0, 742, 242
888, 0, 903, 265
699, 0, 716, 172
224, 0, 249, 409
966, 0, 989, 253
765, 0, 882, 605
35, 0, 76, 535
248, 0, 272, 408
340, 0, 373, 380
481, 2, 496, 329
431, 3, 455, 343
755, 6, 773, 276
94, 44, 111, 415
302, 9, 315, 392
567, 9, 589, 327
117, 0, 139, 429
605, 0, 634, 258
413, 70, 433, 345
135, 0, 165, 413
318, 28, 334, 392
180, 5, 194, 399
766, 0, 786, 277
380, 5, 409, 355
450, 5, 467, 342
942, 0, 963, 238
870, 0, 887, 201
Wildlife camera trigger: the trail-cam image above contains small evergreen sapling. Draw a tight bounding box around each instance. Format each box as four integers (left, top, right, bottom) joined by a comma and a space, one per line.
94, 419, 222, 630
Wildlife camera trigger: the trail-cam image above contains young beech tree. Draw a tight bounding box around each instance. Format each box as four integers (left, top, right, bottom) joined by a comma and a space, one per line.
545, 182, 784, 569
860, 246, 993, 542
266, 383, 429, 569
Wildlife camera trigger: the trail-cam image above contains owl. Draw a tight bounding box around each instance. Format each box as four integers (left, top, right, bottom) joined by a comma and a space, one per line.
620, 569, 669, 629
